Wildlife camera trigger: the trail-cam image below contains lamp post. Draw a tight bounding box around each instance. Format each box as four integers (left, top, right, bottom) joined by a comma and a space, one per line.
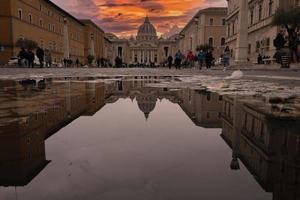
194, 16, 200, 51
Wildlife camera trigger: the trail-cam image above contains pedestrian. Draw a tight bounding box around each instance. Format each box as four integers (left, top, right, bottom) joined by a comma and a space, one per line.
257, 53, 263, 64
205, 50, 213, 69
288, 29, 299, 63
45, 50, 52, 68
97, 57, 100, 67
197, 50, 205, 70
27, 49, 35, 68
223, 46, 230, 71
167, 55, 173, 69
187, 51, 195, 68
18, 48, 27, 67
36, 47, 44, 68
63, 58, 68, 67
76, 58, 80, 68
175, 50, 183, 69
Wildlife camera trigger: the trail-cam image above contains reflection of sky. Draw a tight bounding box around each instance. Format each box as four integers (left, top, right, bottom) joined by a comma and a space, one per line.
51, 0, 227, 37
0, 99, 271, 200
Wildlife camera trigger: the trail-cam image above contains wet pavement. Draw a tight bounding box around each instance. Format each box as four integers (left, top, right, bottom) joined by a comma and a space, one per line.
0, 76, 299, 200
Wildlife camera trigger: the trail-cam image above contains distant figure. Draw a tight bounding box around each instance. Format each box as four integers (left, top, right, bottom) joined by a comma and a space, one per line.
36, 47, 44, 68
187, 51, 195, 68
167, 55, 173, 69
223, 46, 230, 70
97, 57, 100, 67
175, 50, 183, 69
197, 50, 205, 70
27, 50, 35, 68
257, 54, 263, 64
76, 58, 80, 67
63, 58, 68, 67
115, 56, 122, 68
205, 50, 213, 69
18, 48, 27, 67
44, 50, 52, 68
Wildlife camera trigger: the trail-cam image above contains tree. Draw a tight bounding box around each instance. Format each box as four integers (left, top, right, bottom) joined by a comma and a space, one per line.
272, 7, 300, 62
272, 7, 300, 30
87, 55, 95, 65
15, 38, 38, 50
196, 44, 214, 52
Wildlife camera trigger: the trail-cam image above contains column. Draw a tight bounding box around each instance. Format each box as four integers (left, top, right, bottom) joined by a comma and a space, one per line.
90, 33, 95, 56
132, 50, 135, 63
235, 0, 249, 64
63, 18, 70, 59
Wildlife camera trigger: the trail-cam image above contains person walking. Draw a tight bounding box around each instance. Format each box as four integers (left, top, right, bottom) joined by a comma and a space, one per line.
27, 49, 35, 68
167, 55, 173, 69
45, 50, 52, 68
205, 50, 213, 69
175, 50, 183, 70
223, 46, 230, 71
76, 58, 80, 68
18, 48, 27, 67
36, 47, 44, 68
187, 51, 195, 69
197, 50, 205, 70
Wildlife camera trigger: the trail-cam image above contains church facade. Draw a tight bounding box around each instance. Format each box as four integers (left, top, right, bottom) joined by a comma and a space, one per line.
107, 16, 178, 66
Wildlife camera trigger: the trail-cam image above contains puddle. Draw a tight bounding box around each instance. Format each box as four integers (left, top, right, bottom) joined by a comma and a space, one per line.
0, 77, 299, 200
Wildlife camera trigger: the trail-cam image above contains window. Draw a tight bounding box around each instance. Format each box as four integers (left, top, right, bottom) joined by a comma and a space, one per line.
209, 37, 213, 46
39, 18, 43, 27
259, 4, 263, 20
52, 25, 55, 32
18, 9, 22, 20
248, 44, 252, 54
209, 18, 214, 25
250, 8, 254, 25
222, 18, 226, 26
221, 38, 225, 46
29, 14, 32, 23
269, 0, 274, 16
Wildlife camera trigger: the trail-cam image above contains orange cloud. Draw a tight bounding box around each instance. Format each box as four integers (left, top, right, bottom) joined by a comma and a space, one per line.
52, 0, 227, 37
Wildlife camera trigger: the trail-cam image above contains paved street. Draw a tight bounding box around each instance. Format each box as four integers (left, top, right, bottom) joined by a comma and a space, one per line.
0, 66, 300, 86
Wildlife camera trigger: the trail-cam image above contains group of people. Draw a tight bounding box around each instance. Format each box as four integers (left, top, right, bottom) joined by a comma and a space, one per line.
167, 47, 230, 70
18, 47, 52, 68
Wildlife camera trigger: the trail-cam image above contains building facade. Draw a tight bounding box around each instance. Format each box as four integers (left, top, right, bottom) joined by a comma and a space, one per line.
0, 0, 105, 65
106, 16, 178, 66
177, 7, 227, 58
226, 0, 300, 63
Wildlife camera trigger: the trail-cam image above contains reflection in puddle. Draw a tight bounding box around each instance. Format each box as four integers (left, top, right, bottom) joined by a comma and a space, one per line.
0, 77, 299, 200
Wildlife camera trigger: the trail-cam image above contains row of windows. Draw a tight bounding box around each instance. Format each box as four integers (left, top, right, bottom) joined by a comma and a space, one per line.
207, 18, 226, 26
17, 8, 81, 42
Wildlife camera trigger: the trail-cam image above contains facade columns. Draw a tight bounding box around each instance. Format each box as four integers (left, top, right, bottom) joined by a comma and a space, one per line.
235, 0, 249, 64
90, 33, 95, 56
63, 18, 70, 59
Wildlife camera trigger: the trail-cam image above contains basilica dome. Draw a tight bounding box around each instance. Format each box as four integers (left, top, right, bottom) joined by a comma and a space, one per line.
137, 16, 158, 40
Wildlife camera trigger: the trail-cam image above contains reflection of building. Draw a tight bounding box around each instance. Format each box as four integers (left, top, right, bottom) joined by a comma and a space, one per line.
106, 17, 177, 66
221, 95, 300, 199
226, 0, 300, 63
177, 89, 223, 128
178, 7, 227, 58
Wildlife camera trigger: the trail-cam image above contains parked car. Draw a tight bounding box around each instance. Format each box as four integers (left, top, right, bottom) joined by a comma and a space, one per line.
8, 57, 19, 66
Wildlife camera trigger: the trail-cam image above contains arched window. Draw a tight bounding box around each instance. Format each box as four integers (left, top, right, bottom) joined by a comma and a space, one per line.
209, 37, 214, 46
221, 38, 225, 46
39, 18, 43, 27
18, 9, 22, 20
28, 14, 32, 23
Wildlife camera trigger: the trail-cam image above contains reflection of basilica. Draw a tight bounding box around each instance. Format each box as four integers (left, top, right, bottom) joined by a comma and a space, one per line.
0, 78, 299, 200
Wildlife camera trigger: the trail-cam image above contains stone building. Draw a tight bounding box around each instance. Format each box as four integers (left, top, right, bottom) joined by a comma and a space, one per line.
106, 16, 178, 66
177, 7, 227, 58
80, 19, 105, 62
226, 0, 300, 64
0, 0, 105, 65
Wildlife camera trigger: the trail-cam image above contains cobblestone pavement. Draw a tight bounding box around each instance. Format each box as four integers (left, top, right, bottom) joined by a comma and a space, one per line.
0, 66, 300, 100
0, 67, 299, 85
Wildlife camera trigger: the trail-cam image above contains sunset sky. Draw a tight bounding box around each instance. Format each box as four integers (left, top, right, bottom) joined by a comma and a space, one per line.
52, 0, 227, 37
